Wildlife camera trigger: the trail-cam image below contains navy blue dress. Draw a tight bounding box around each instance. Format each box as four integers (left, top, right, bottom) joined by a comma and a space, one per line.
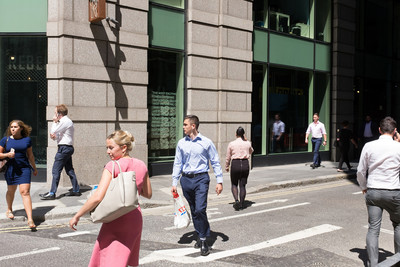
0, 136, 32, 185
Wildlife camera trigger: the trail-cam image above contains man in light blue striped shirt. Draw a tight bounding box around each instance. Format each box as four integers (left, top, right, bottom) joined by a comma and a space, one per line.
171, 115, 223, 256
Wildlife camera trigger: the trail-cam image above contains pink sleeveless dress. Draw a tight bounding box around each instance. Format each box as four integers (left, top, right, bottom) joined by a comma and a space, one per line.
88, 157, 147, 267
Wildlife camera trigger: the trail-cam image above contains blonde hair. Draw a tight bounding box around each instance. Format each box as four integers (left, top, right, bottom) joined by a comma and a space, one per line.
56, 104, 68, 116
7, 120, 32, 137
107, 130, 135, 154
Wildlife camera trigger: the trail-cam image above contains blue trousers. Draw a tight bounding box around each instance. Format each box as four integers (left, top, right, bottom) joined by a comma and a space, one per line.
311, 137, 322, 166
365, 189, 400, 266
51, 145, 79, 194
180, 173, 210, 238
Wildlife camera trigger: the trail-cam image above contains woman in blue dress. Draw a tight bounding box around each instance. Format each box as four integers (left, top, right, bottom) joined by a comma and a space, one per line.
0, 120, 38, 229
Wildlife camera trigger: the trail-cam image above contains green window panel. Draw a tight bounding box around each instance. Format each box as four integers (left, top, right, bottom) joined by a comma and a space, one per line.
0, 0, 47, 33
315, 43, 330, 72
149, 5, 184, 50
253, 29, 268, 63
313, 73, 330, 151
269, 33, 313, 69
150, 0, 184, 9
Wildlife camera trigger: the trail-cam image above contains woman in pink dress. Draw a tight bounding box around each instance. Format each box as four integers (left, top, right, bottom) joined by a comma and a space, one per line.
69, 130, 152, 267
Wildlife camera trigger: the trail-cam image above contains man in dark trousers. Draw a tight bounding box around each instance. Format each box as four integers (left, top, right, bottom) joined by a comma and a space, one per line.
171, 115, 223, 256
357, 116, 400, 266
40, 104, 80, 200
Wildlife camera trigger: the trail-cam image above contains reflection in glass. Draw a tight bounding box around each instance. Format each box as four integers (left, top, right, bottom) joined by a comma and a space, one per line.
251, 64, 264, 155
253, 0, 268, 28
269, 0, 310, 38
269, 68, 309, 152
0, 37, 47, 164
148, 50, 182, 162
315, 0, 331, 42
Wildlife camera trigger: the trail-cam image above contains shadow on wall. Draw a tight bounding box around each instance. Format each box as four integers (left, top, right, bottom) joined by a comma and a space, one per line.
89, 0, 128, 130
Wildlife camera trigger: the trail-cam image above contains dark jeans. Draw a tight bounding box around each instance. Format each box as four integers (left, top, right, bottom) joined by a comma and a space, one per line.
180, 173, 210, 238
365, 189, 400, 266
311, 137, 322, 166
272, 135, 284, 153
51, 145, 79, 194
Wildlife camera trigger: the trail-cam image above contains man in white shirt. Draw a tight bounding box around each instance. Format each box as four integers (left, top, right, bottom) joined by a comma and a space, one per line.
271, 114, 285, 153
40, 104, 80, 200
305, 113, 327, 169
357, 116, 400, 267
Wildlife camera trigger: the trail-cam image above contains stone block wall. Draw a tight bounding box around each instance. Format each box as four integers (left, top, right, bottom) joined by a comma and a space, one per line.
187, 0, 253, 169
46, 0, 149, 186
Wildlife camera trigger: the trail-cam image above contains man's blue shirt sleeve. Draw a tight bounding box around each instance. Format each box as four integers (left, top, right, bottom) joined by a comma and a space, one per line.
172, 140, 183, 186
207, 140, 223, 183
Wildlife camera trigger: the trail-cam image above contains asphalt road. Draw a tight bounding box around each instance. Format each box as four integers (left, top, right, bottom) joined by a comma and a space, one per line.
0, 179, 396, 266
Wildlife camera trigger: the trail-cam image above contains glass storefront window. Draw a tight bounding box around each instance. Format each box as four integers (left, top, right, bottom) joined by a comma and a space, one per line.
253, 0, 268, 28
315, 0, 331, 42
0, 36, 47, 165
269, 0, 311, 38
148, 50, 183, 163
251, 64, 266, 155
269, 68, 309, 153
314, 72, 330, 150
364, 0, 392, 56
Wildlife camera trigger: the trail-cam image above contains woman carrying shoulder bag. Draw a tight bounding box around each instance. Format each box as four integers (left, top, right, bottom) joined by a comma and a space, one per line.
69, 130, 152, 267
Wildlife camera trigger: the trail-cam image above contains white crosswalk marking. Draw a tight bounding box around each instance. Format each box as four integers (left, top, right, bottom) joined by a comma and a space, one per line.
164, 201, 310, 230
0, 247, 61, 261
58, 231, 91, 238
140, 224, 342, 264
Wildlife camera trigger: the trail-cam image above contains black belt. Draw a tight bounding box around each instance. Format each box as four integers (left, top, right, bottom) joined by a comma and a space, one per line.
232, 158, 248, 161
58, 144, 73, 147
182, 172, 207, 178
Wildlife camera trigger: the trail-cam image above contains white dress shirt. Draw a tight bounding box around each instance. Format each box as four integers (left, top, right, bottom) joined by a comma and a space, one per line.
50, 115, 74, 146
357, 135, 400, 190
306, 121, 326, 138
363, 121, 373, 138
273, 120, 285, 136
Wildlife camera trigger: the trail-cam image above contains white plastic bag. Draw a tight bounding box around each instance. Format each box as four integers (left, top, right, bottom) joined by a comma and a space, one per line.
173, 192, 191, 229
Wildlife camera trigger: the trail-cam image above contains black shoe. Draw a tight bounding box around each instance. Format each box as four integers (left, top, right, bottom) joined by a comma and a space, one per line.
39, 192, 48, 197
65, 191, 82, 196
200, 240, 210, 256
233, 200, 241, 211
310, 164, 315, 169
194, 239, 201, 249
41, 192, 55, 200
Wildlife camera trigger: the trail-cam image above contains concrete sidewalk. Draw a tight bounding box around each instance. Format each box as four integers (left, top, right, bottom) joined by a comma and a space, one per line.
0, 161, 358, 225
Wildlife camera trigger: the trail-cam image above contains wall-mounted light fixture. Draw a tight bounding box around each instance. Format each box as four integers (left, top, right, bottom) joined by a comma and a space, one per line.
89, 0, 106, 23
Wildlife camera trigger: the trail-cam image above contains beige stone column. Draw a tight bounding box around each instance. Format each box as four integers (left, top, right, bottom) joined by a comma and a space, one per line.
187, 0, 253, 166
46, 0, 149, 186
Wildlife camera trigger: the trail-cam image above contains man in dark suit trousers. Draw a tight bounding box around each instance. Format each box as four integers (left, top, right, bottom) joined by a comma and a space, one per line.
171, 115, 223, 256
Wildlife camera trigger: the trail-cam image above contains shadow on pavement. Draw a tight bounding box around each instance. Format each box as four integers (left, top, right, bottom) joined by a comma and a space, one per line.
350, 247, 395, 267
178, 230, 230, 247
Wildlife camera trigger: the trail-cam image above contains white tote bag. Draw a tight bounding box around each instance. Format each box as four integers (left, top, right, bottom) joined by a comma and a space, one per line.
90, 160, 138, 223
